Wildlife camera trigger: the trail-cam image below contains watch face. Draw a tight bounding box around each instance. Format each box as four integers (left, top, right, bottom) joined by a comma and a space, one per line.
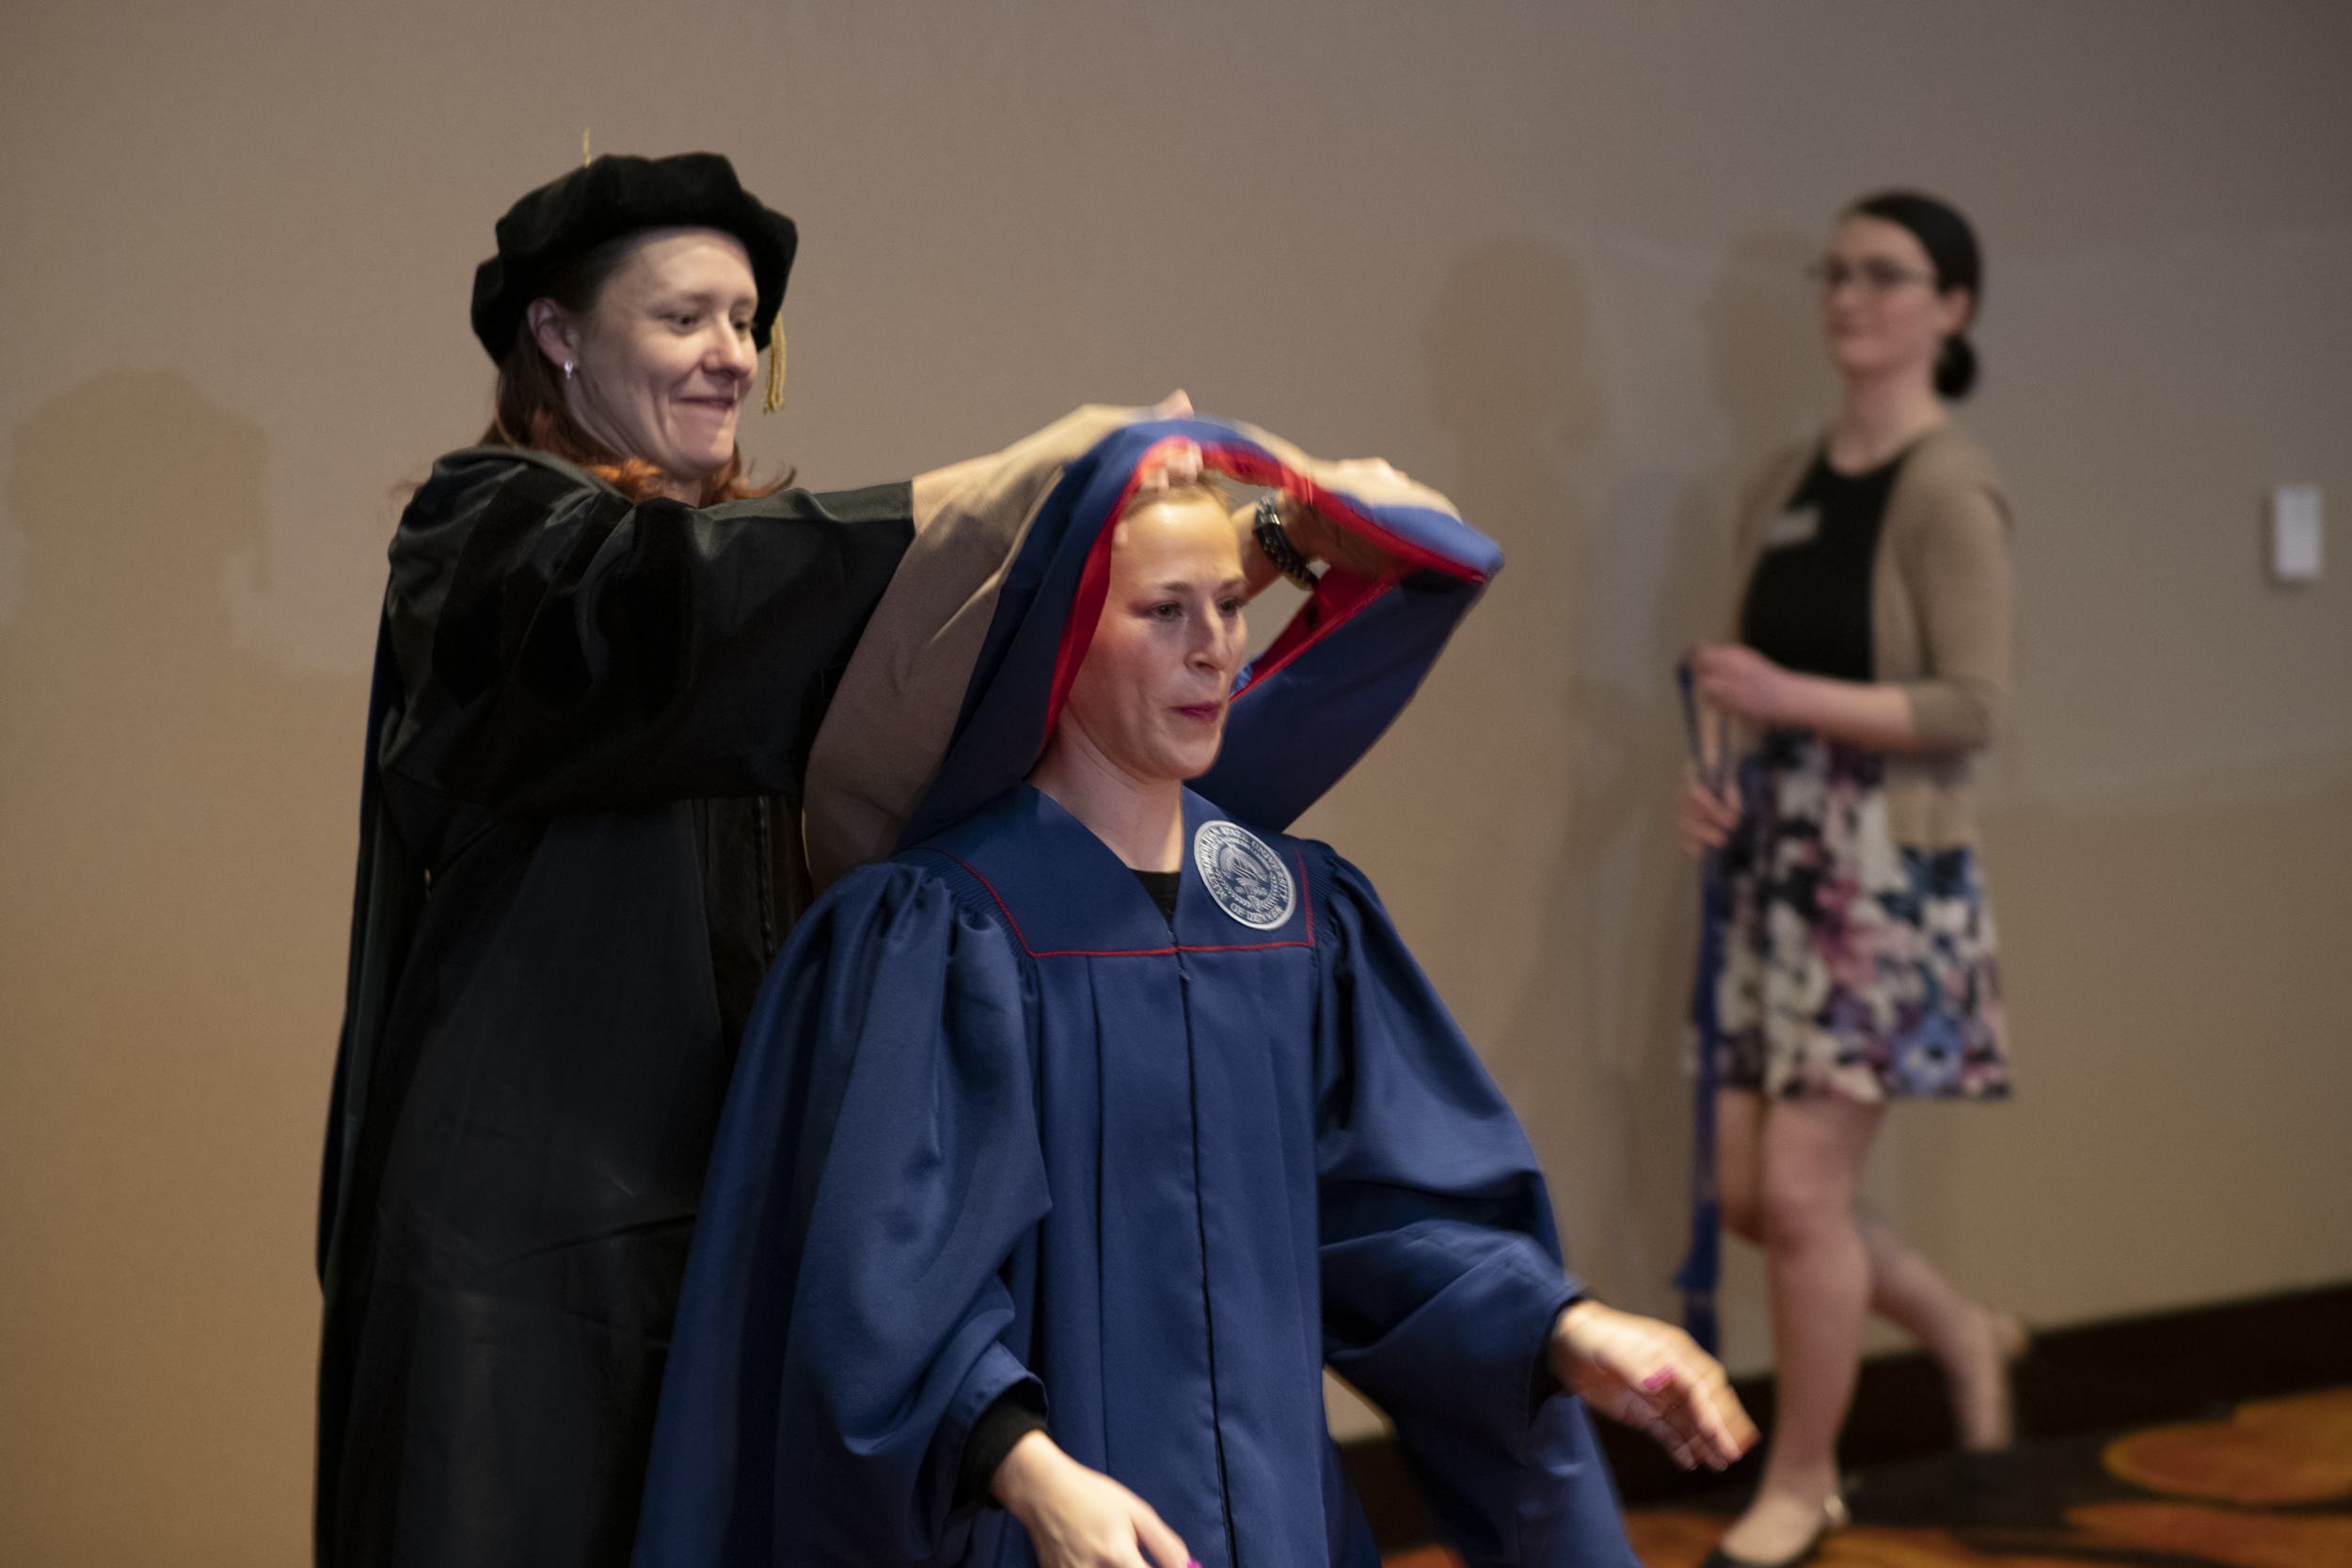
1253, 499, 1313, 586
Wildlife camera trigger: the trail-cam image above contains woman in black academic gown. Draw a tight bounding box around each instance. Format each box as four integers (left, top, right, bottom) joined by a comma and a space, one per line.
311, 152, 1246, 1568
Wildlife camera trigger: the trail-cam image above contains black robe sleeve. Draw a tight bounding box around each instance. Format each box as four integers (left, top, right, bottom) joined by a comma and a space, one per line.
380, 448, 914, 829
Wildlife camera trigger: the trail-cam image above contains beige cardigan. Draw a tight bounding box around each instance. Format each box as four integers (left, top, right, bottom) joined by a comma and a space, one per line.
1727, 420, 2014, 851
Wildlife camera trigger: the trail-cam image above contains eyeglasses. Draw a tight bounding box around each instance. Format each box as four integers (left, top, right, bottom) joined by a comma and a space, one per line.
1807, 258, 1938, 293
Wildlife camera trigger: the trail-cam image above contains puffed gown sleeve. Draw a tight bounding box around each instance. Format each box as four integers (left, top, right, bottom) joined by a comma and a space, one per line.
1314, 853, 1640, 1568
632, 863, 1051, 1568
381, 450, 914, 821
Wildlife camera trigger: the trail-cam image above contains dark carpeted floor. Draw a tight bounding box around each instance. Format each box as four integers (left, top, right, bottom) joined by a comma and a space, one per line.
1388, 1385, 2352, 1568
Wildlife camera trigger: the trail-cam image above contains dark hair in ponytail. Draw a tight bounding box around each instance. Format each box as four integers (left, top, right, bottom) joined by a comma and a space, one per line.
1850, 190, 1983, 400
1931, 335, 1978, 402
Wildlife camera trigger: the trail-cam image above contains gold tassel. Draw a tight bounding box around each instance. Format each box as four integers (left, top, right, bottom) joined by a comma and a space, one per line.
762, 325, 787, 414
582, 128, 592, 166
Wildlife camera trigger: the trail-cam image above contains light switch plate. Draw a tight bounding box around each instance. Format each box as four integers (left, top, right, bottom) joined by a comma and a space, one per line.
2271, 484, 2322, 582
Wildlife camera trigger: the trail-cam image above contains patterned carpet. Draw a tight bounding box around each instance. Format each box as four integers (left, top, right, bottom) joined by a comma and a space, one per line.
1385, 1386, 2352, 1568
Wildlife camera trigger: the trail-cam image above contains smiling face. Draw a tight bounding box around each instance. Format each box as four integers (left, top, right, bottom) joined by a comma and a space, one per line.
1057, 488, 1250, 787
534, 227, 760, 496
1819, 214, 1972, 388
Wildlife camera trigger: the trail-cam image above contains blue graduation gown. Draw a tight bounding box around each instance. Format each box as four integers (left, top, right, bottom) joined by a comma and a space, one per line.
637, 785, 1638, 1568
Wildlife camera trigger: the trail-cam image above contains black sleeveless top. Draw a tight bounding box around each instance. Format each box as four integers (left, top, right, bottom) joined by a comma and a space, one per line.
1740, 448, 1903, 682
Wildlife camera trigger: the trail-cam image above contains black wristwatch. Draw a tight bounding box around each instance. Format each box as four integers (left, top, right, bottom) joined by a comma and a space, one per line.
1252, 495, 1318, 592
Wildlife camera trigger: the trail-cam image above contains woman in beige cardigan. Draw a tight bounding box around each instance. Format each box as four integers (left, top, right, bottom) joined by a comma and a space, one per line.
1680, 192, 2022, 1568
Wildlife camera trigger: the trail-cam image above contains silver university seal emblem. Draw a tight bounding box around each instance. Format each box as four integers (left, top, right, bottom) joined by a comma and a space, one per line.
1193, 820, 1295, 931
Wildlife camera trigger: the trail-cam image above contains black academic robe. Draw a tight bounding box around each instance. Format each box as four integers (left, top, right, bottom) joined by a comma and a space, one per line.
313, 447, 913, 1568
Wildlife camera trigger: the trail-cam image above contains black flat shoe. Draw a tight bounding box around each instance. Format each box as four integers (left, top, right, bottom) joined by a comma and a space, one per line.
1699, 1495, 1851, 1568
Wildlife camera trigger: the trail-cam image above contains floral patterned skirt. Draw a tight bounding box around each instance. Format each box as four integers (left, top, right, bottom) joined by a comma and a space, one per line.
1715, 729, 2010, 1102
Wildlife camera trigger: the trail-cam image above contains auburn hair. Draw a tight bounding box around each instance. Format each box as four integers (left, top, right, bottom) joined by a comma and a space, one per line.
479, 230, 791, 504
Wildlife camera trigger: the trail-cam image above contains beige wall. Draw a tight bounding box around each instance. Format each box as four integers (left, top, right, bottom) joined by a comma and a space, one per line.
4, 2, 2348, 1560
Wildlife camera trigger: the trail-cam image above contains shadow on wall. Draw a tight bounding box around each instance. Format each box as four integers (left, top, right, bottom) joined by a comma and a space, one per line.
1417, 237, 1627, 1275
1472, 231, 1827, 1334
1611, 231, 1833, 1343
1408, 236, 1600, 942
0, 370, 361, 1562
1416, 233, 1600, 910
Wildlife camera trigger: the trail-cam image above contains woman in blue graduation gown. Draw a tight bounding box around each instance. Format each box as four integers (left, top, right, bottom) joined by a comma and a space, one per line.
638, 420, 1753, 1568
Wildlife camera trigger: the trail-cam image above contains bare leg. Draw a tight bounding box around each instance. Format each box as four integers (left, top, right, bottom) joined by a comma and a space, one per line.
1717, 1087, 1765, 1244
1717, 1097, 1881, 1564
1857, 1204, 2017, 1449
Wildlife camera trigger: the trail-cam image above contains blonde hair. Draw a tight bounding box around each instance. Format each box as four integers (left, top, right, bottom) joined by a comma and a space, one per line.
1118, 473, 1235, 521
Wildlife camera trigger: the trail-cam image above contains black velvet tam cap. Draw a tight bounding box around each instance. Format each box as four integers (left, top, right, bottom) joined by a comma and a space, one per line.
470, 152, 798, 362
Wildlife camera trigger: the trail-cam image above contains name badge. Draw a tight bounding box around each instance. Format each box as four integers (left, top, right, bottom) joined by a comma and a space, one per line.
1762, 506, 1820, 549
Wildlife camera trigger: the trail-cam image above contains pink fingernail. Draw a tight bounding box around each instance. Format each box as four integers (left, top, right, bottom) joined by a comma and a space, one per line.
1642, 1370, 1673, 1390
